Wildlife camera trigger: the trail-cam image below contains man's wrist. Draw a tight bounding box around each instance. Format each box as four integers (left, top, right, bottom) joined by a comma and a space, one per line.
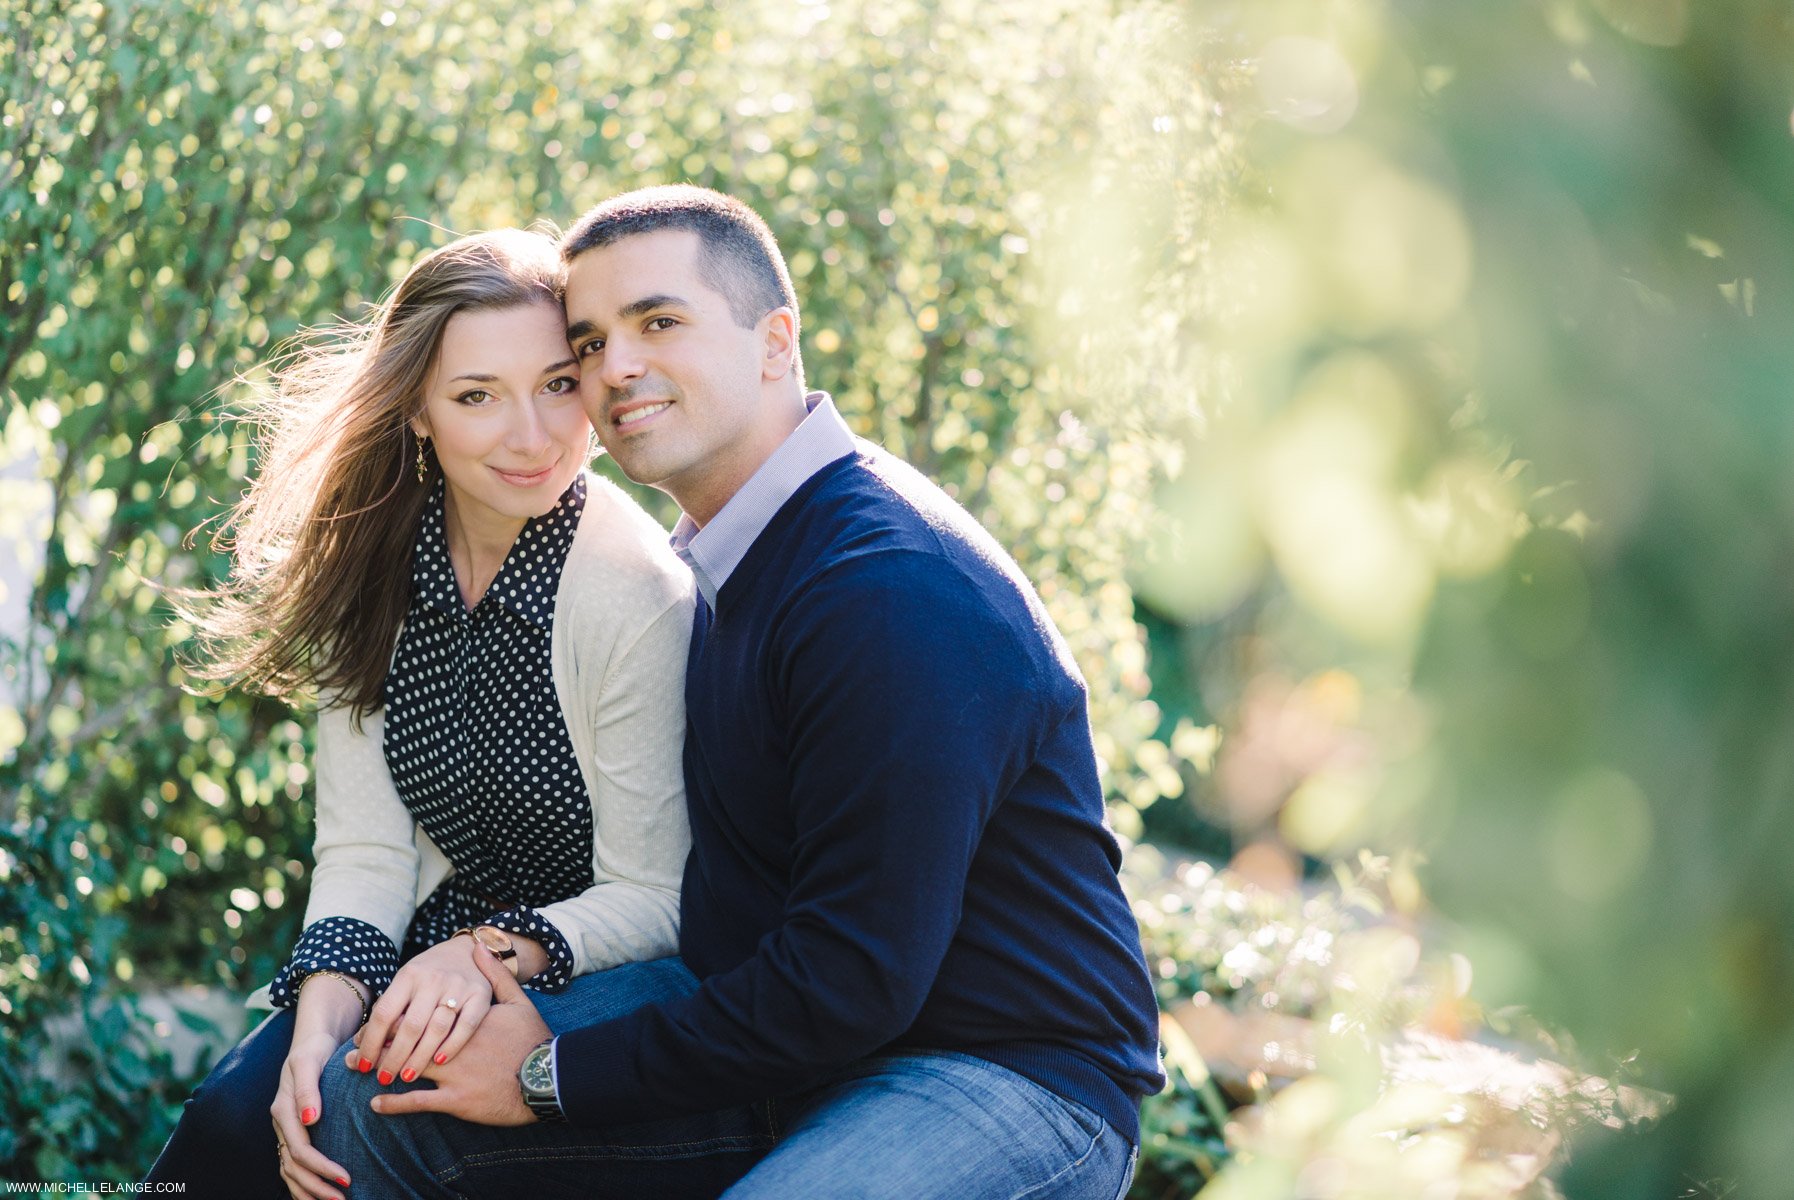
517, 1036, 565, 1123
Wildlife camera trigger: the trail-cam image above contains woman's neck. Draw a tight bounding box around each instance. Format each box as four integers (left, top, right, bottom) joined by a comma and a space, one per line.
441, 488, 528, 610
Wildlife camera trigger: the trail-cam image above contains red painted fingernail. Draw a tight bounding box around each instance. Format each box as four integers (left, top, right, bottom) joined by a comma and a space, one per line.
338, 1177, 350, 1187
358, 1057, 372, 1072
400, 1068, 416, 1082
434, 1052, 447, 1065
378, 1070, 393, 1085
301, 1106, 318, 1124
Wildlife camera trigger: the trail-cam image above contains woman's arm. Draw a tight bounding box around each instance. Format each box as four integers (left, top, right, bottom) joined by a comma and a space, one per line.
272, 971, 368, 1200
265, 702, 419, 1009
535, 582, 693, 977
303, 702, 422, 946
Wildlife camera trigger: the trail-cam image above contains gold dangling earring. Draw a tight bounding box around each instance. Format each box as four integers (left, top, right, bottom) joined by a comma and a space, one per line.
416, 436, 429, 483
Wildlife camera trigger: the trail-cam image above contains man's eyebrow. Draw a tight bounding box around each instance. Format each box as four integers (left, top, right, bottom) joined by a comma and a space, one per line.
567, 295, 692, 343
620, 293, 692, 319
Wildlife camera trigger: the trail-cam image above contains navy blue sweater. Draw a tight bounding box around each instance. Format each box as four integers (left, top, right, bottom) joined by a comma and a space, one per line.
557, 447, 1165, 1139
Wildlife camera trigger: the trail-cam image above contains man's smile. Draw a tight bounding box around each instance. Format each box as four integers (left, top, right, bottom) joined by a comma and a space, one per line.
614, 400, 672, 428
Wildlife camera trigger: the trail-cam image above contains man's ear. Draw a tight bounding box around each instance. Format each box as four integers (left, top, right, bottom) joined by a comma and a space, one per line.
760, 307, 797, 382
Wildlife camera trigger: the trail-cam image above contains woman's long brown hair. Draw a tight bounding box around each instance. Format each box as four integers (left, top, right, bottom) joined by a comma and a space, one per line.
184, 229, 567, 723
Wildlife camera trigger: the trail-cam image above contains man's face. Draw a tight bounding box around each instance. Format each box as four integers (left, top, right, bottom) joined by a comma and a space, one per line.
564, 229, 772, 523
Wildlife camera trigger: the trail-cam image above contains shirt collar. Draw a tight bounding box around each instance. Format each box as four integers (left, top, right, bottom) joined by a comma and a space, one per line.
411, 474, 586, 629
671, 391, 855, 610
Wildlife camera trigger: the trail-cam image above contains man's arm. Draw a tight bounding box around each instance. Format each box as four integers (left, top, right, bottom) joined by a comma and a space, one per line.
555, 549, 1051, 1125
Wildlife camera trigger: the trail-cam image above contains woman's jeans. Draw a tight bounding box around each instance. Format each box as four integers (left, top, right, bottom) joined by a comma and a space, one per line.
144, 1006, 295, 1198
314, 957, 1139, 1200
143, 960, 770, 1198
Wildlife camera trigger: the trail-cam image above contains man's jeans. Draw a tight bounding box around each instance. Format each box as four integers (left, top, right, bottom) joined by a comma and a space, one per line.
314, 957, 1138, 1200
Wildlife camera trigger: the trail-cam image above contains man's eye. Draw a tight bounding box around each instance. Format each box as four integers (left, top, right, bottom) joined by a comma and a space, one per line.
576, 340, 604, 357
648, 317, 677, 331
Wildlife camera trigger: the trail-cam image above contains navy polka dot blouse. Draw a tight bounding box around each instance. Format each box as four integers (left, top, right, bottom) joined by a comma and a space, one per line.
270, 476, 592, 1006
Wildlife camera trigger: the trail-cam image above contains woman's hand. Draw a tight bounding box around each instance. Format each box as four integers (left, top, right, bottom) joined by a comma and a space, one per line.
353, 934, 495, 1087
273, 976, 364, 1200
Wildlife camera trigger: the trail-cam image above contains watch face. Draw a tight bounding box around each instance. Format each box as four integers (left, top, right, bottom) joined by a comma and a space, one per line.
521, 1044, 555, 1095
475, 926, 516, 957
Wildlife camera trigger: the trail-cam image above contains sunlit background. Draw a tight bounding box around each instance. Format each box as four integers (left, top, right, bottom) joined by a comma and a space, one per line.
5, 1, 1792, 1195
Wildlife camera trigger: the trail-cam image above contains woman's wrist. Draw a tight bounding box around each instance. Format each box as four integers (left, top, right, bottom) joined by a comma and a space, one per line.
507, 934, 549, 981
294, 970, 370, 1041
452, 925, 549, 981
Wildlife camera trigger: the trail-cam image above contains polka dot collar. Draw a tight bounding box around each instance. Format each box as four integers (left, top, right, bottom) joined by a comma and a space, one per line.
410, 475, 587, 629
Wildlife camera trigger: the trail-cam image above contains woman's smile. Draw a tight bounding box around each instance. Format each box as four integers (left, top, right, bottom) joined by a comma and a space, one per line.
491, 458, 561, 488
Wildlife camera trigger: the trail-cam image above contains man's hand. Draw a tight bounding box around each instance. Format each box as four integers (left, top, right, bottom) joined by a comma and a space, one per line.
353, 934, 493, 1086
351, 944, 551, 1127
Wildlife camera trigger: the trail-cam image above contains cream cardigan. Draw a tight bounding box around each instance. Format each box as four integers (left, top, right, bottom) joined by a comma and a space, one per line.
249, 473, 694, 1007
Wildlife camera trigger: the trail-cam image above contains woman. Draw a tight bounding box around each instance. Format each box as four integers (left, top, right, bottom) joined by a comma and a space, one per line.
148, 229, 695, 1199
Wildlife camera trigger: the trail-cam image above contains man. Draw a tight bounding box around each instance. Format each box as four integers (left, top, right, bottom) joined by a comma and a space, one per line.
316, 185, 1163, 1199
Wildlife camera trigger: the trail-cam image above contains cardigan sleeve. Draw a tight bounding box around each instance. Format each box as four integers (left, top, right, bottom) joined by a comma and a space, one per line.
267, 701, 420, 1001
480, 905, 576, 991
535, 593, 691, 975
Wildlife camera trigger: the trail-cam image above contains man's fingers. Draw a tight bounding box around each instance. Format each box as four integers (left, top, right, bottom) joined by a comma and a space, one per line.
474, 943, 527, 1003
371, 1082, 450, 1116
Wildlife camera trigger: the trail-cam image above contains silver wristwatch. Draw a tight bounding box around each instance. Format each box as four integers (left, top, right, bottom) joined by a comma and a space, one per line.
518, 1038, 565, 1123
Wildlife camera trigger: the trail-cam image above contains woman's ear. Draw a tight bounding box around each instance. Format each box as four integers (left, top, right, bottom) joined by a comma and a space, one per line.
409, 414, 431, 440
760, 308, 797, 382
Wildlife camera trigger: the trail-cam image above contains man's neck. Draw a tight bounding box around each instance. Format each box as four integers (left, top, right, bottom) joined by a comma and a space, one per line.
673, 390, 809, 529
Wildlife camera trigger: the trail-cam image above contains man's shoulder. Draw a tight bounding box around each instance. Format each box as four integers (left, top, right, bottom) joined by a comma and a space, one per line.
801, 441, 1006, 565
787, 447, 1082, 683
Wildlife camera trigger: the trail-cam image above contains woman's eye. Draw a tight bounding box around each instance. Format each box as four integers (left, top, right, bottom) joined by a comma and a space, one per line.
454, 389, 492, 406
544, 375, 578, 395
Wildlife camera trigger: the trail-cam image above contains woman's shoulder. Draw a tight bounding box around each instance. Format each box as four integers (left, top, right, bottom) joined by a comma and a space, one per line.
561, 471, 695, 620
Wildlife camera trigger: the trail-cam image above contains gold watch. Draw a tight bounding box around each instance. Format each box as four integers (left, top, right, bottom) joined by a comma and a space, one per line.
453, 925, 518, 962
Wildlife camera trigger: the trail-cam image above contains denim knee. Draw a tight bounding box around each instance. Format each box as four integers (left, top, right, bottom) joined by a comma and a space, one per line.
145, 1008, 292, 1195
314, 1040, 377, 1142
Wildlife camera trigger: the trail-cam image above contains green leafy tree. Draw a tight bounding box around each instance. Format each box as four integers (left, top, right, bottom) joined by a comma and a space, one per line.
2, 0, 1199, 1180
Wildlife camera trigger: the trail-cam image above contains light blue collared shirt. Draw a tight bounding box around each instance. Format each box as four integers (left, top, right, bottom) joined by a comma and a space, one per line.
670, 391, 857, 611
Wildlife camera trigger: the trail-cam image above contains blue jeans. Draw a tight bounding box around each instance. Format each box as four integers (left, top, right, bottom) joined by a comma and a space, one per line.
316, 958, 1137, 1200
144, 1007, 293, 1198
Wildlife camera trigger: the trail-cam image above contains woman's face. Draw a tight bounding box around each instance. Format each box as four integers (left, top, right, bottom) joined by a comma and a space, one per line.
414, 300, 590, 536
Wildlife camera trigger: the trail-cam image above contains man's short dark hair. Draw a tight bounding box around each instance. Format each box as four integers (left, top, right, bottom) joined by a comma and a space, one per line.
561, 185, 801, 346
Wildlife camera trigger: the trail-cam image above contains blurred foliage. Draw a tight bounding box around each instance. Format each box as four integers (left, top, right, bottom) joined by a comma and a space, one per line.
1128, 847, 1647, 1200
1100, 0, 1794, 1196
